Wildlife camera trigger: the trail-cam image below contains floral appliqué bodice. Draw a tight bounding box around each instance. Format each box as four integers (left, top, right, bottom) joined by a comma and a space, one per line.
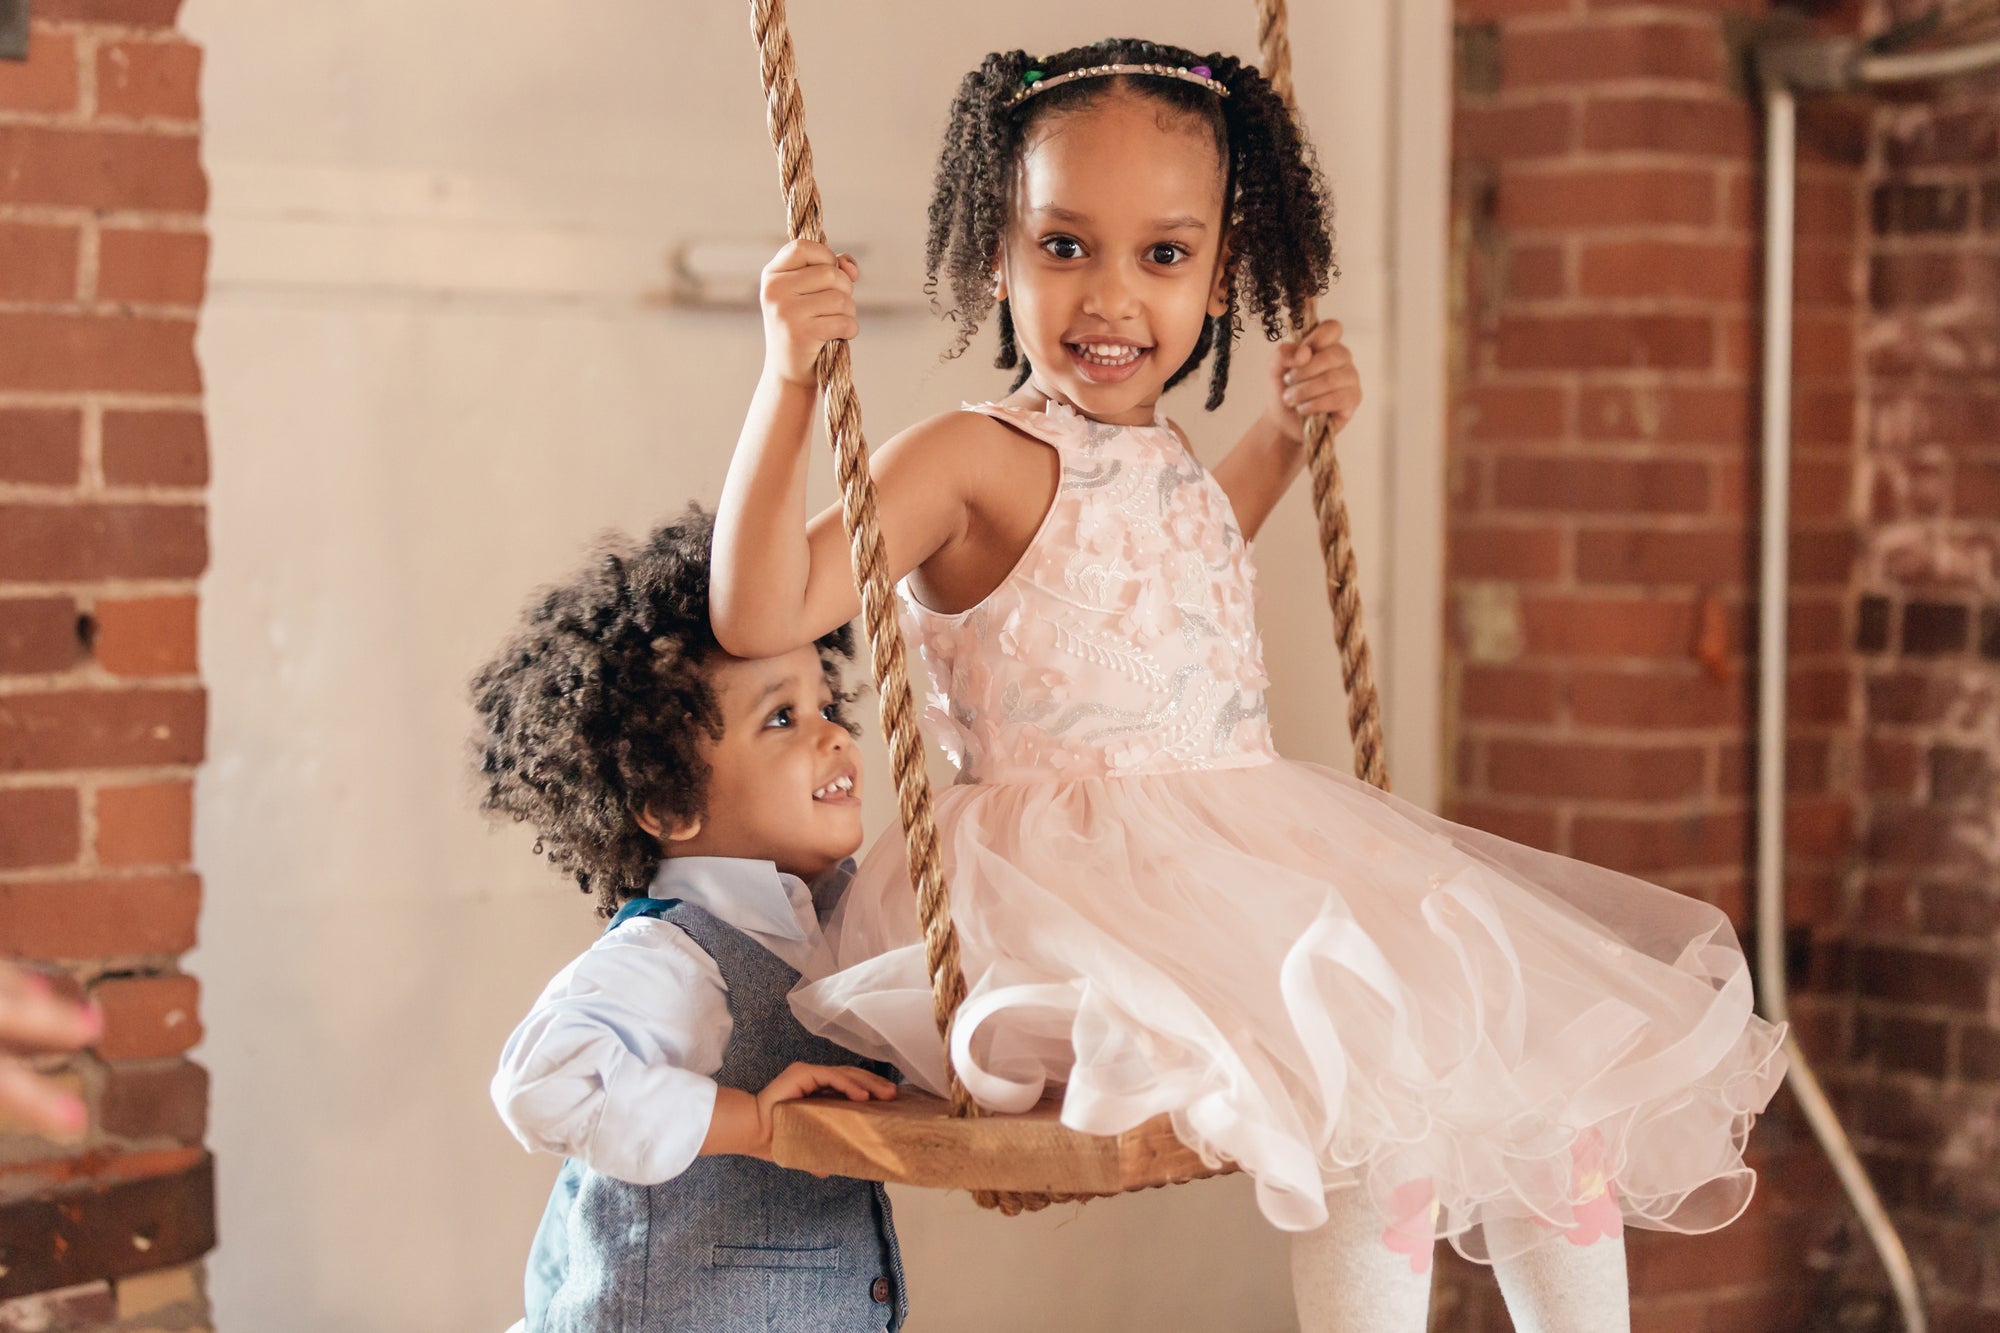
902, 400, 1276, 784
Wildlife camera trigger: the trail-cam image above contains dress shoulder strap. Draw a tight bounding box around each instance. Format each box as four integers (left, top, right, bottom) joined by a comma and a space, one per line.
959, 400, 1074, 453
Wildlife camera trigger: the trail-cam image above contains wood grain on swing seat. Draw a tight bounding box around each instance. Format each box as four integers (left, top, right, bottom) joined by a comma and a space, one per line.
772, 1091, 1237, 1194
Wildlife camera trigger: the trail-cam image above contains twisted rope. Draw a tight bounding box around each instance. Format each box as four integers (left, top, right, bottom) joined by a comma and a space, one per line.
750, 0, 1070, 1214
1254, 0, 1391, 792
749, 0, 972, 1111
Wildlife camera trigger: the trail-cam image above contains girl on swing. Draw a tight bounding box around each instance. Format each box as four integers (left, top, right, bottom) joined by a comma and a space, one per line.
715, 36, 1785, 1332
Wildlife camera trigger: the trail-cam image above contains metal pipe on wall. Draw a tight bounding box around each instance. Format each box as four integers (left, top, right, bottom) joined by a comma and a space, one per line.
1756, 28, 2000, 1333
1758, 79, 1928, 1333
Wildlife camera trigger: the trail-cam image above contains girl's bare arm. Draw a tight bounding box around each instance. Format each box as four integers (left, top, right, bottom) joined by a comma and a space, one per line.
712, 240, 972, 658
714, 389, 975, 657
1210, 320, 1361, 541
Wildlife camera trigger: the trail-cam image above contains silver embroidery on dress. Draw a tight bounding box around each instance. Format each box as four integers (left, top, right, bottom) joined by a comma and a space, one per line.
903, 401, 1276, 782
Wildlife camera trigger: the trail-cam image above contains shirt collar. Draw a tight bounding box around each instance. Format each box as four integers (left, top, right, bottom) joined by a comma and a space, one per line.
645, 856, 855, 943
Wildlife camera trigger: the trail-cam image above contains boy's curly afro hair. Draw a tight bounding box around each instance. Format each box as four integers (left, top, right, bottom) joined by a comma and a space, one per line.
469, 506, 857, 918
925, 36, 1337, 410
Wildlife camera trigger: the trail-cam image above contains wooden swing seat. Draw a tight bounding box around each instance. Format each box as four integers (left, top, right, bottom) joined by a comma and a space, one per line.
773, 1092, 1233, 1195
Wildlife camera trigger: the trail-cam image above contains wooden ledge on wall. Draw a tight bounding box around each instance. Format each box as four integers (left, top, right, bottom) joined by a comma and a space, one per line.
0, 1154, 216, 1301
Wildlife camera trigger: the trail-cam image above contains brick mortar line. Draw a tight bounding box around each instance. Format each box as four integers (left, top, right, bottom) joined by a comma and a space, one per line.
1866, 236, 2000, 255
1462, 368, 1760, 383
1512, 233, 1782, 251
0, 391, 201, 409
0, 207, 204, 229
77, 780, 100, 876
1477, 78, 1736, 101
0, 484, 205, 502
1464, 740, 1852, 763
1462, 85, 1747, 109
0, 860, 195, 881
0, 765, 196, 792
1464, 368, 1776, 390
75, 216, 98, 310
1845, 989, 2000, 1016
0, 299, 202, 317
1464, 721, 1795, 742
1474, 149, 1759, 172
73, 25, 97, 121
0, 581, 203, 600
1458, 655, 1859, 672
1464, 370, 1857, 390
0, 952, 195, 978
0, 866, 196, 887
29, 20, 193, 40
1494, 298, 1783, 314
78, 399, 103, 494
1450, 797, 1792, 819
1463, 512, 1845, 528
1459, 662, 1855, 682
0, 672, 201, 695
1461, 11, 1728, 35
1461, 443, 1858, 462
0, 111, 199, 135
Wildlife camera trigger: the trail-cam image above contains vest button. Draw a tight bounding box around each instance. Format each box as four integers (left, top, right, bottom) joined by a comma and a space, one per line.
870, 1276, 892, 1304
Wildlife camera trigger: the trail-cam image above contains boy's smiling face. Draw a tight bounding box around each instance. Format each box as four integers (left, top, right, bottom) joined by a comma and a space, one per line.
654, 644, 863, 882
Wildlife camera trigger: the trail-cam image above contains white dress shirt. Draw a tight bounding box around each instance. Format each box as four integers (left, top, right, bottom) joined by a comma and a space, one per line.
491, 856, 842, 1186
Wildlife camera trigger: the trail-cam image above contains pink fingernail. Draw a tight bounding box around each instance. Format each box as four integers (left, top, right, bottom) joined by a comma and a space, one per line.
58, 1096, 86, 1130
24, 972, 51, 997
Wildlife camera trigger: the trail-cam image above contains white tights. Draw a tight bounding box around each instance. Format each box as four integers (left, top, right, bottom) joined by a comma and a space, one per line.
1289, 1192, 1630, 1333
1486, 1215, 1631, 1333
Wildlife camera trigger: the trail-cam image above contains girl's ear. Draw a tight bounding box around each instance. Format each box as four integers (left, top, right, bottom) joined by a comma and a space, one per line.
1206, 237, 1233, 319
636, 806, 703, 844
993, 264, 1009, 303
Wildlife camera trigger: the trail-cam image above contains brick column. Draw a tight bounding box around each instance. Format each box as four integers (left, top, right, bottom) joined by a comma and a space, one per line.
1440, 0, 1861, 1325
1833, 73, 2000, 1328
0, 1, 213, 1326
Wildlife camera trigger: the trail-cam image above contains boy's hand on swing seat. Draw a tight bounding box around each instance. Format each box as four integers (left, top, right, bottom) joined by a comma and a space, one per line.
1264, 317, 1362, 445
705, 1061, 898, 1169
761, 240, 862, 388
757, 1062, 898, 1177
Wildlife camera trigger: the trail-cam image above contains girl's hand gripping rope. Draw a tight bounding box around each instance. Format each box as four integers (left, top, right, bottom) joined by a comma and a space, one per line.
760, 240, 862, 388
1264, 318, 1362, 444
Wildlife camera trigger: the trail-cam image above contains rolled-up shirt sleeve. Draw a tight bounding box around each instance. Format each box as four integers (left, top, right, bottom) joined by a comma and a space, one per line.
491, 919, 730, 1186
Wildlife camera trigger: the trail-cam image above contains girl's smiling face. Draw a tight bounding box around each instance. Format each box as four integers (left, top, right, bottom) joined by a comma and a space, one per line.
1000, 89, 1231, 426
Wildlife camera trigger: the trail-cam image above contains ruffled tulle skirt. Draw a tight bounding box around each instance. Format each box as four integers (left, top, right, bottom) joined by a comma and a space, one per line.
791, 758, 1786, 1264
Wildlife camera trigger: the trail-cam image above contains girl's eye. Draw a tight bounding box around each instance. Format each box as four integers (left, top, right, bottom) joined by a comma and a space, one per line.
1148, 243, 1187, 266
1041, 235, 1084, 261
820, 704, 839, 722
766, 706, 794, 729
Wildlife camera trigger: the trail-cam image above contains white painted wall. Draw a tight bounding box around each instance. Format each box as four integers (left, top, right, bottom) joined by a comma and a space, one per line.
181, 3, 1446, 1329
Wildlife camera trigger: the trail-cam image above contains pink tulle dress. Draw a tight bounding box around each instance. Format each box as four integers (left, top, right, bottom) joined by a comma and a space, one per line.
791, 398, 1787, 1264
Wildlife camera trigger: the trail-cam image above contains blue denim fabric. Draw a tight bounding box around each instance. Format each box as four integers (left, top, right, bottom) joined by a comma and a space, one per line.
525, 897, 906, 1332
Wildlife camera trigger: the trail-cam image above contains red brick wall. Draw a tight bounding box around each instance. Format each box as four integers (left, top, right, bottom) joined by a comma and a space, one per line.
1821, 58, 2000, 1329
1442, 0, 1866, 1326
0, 1, 212, 1324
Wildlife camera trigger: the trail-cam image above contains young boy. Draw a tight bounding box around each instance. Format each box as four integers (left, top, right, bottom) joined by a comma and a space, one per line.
473, 507, 904, 1332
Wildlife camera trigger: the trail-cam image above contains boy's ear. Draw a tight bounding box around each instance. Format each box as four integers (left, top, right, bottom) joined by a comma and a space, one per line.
636, 806, 703, 844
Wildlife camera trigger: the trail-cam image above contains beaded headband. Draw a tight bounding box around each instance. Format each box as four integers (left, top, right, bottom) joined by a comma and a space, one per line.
1008, 61, 1231, 109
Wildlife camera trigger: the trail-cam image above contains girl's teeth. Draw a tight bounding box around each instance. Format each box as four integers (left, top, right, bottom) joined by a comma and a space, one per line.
813, 775, 855, 800
1076, 343, 1141, 366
